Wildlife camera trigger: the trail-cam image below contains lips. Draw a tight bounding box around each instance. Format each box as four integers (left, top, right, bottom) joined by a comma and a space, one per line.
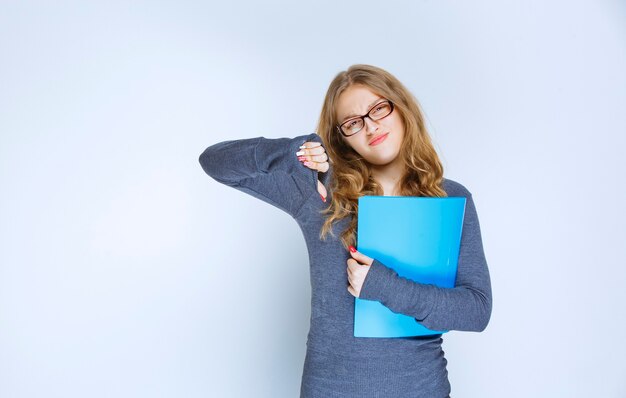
369, 132, 389, 146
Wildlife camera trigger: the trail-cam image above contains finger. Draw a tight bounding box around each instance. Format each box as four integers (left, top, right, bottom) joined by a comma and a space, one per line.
306, 146, 326, 156
349, 249, 373, 266
311, 161, 330, 173
310, 160, 330, 172
348, 254, 363, 267
297, 147, 326, 161
298, 142, 321, 154
302, 160, 322, 171
296, 144, 319, 158
301, 141, 321, 148
317, 180, 327, 196
348, 262, 362, 275
309, 152, 328, 163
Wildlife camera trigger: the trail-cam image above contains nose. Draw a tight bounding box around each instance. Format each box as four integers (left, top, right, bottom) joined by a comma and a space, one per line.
363, 116, 379, 134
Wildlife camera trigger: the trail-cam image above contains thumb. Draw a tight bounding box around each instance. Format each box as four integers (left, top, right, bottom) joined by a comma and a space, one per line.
348, 246, 373, 266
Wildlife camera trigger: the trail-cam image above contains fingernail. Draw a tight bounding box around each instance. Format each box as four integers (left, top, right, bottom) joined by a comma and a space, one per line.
299, 145, 306, 149
349, 245, 356, 253
320, 193, 326, 202
296, 150, 305, 156
298, 156, 306, 161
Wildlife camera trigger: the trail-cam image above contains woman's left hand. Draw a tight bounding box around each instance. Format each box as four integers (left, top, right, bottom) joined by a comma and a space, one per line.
347, 246, 373, 298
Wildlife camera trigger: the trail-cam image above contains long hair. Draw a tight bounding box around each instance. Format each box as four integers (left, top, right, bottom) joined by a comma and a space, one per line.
316, 64, 447, 250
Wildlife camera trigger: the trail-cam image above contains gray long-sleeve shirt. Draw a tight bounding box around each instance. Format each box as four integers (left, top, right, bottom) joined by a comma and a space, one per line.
199, 132, 493, 397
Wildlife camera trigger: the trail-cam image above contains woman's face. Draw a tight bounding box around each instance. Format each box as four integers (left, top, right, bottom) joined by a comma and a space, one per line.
335, 84, 405, 166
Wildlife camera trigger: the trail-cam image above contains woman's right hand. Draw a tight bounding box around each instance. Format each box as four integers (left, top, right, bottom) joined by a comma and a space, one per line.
296, 141, 329, 201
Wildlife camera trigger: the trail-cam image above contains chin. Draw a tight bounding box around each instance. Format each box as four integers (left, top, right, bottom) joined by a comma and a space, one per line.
365, 154, 399, 166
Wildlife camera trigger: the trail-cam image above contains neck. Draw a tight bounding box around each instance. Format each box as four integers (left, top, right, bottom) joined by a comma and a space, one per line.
369, 154, 405, 196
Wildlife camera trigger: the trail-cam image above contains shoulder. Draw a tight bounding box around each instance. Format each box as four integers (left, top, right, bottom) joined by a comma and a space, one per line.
441, 177, 472, 198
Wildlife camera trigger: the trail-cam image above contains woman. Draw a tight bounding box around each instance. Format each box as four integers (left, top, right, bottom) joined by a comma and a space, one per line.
199, 64, 492, 397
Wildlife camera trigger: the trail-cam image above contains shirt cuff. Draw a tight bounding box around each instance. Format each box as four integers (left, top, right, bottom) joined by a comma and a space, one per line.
359, 258, 393, 301
358, 258, 436, 322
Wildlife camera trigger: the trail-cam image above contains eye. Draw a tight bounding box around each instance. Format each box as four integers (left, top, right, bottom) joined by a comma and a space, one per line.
342, 119, 358, 128
371, 102, 390, 116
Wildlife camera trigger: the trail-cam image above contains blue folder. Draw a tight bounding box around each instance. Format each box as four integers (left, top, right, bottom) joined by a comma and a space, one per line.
354, 196, 466, 338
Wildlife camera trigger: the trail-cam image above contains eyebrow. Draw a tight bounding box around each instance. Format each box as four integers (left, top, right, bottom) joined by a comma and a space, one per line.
339, 97, 384, 122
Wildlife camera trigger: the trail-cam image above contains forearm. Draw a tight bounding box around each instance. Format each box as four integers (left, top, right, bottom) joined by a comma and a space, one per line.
199, 135, 308, 184
359, 192, 493, 332
360, 259, 492, 332
198, 133, 320, 218
199, 136, 262, 185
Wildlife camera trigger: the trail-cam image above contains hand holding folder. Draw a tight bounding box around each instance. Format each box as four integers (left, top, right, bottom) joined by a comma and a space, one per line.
354, 196, 466, 338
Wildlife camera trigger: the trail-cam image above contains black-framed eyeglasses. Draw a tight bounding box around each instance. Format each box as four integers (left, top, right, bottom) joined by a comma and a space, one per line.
335, 99, 395, 137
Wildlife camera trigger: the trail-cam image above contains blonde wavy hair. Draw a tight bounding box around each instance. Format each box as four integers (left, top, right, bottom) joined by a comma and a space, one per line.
316, 64, 447, 250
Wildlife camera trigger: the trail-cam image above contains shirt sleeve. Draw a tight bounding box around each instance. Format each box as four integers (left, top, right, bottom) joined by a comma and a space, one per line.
358, 192, 493, 332
198, 132, 321, 219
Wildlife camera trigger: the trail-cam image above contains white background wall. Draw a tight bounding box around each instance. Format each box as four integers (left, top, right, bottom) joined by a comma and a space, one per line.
1, 1, 624, 397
